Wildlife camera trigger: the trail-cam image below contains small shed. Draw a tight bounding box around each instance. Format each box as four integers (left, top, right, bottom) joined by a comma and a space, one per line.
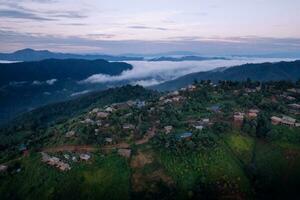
118, 149, 131, 158
178, 132, 193, 139
164, 126, 173, 134
271, 116, 282, 125
80, 154, 91, 161
0, 165, 8, 172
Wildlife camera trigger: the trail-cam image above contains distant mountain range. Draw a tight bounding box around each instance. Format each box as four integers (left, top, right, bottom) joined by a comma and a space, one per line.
148, 56, 228, 62
0, 48, 144, 62
0, 49, 228, 62
152, 60, 300, 91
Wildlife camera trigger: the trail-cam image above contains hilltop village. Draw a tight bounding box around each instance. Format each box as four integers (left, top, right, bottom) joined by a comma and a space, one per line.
1, 80, 300, 199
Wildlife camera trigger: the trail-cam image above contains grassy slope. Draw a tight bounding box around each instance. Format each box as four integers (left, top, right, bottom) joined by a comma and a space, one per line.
0, 153, 130, 200
156, 143, 252, 199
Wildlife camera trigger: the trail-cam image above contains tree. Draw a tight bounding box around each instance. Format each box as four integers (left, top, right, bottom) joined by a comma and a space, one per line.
256, 114, 270, 138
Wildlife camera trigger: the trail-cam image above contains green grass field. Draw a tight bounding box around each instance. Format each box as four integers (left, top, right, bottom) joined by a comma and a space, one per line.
0, 153, 130, 200
156, 144, 252, 199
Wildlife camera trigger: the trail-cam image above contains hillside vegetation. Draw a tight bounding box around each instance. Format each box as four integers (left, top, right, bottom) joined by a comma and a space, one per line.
1, 81, 300, 199
152, 60, 300, 91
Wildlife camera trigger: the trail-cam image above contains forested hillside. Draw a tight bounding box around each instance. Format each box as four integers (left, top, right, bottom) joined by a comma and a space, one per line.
152, 60, 300, 91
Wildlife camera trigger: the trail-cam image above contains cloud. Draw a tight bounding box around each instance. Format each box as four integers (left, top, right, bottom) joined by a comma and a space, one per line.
60, 23, 87, 26
70, 90, 90, 97
46, 78, 57, 85
49, 11, 87, 19
81, 57, 298, 87
86, 33, 115, 39
130, 79, 164, 87
0, 9, 55, 21
0, 29, 300, 55
128, 26, 170, 31
32, 80, 42, 85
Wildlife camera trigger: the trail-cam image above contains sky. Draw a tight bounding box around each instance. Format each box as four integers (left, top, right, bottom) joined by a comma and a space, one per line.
0, 0, 300, 55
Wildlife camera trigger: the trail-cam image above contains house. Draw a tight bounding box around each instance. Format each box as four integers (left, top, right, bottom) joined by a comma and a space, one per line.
178, 132, 193, 139
163, 99, 172, 104
289, 104, 300, 109
72, 156, 78, 162
65, 130, 76, 138
41, 152, 71, 171
149, 107, 155, 112
248, 112, 258, 118
209, 105, 221, 112
193, 125, 204, 130
57, 162, 71, 171
248, 109, 259, 118
19, 144, 27, 152
105, 137, 113, 143
81, 118, 95, 124
288, 103, 300, 114
118, 149, 131, 158
271, 116, 282, 125
126, 100, 135, 107
159, 96, 165, 101
202, 118, 210, 124
234, 112, 245, 122
90, 108, 100, 113
97, 112, 109, 119
113, 102, 130, 110
105, 107, 114, 113
249, 109, 259, 114
64, 154, 70, 160
172, 96, 182, 102
41, 152, 51, 162
287, 88, 297, 93
80, 154, 91, 161
287, 96, 296, 101
281, 116, 296, 126
136, 100, 146, 108
124, 113, 133, 118
123, 124, 135, 130
96, 120, 102, 126
164, 126, 173, 134
169, 91, 179, 96
245, 88, 256, 93
0, 165, 8, 172
187, 85, 196, 91
48, 157, 60, 166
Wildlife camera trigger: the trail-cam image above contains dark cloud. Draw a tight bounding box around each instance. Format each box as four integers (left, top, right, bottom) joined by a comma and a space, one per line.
59, 23, 87, 26
86, 33, 115, 39
128, 26, 170, 31
0, 1, 87, 20
0, 9, 56, 21
49, 11, 87, 19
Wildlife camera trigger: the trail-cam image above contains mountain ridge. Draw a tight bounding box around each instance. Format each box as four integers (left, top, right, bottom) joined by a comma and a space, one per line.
151, 60, 300, 91
0, 48, 144, 61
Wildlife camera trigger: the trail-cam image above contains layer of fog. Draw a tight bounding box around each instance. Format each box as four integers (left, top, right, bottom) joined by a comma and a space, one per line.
82, 57, 297, 87
0, 60, 21, 63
